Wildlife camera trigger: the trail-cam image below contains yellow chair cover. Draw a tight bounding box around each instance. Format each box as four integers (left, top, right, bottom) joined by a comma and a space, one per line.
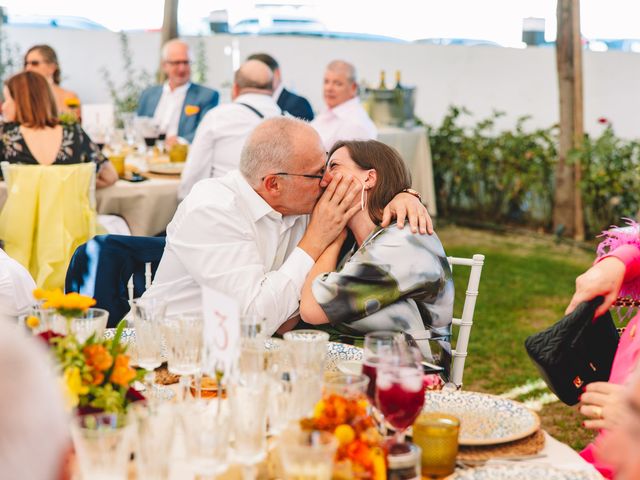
0, 163, 97, 289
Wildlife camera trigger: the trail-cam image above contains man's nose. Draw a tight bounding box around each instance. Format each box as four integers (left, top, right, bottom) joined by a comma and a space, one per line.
319, 169, 333, 188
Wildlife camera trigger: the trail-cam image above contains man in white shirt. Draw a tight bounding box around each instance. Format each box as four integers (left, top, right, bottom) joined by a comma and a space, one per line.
311, 60, 377, 151
178, 59, 282, 200
137, 39, 219, 146
0, 248, 36, 322
143, 117, 429, 335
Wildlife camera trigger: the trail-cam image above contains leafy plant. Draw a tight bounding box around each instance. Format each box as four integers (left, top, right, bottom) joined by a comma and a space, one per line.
192, 36, 208, 85
101, 32, 152, 126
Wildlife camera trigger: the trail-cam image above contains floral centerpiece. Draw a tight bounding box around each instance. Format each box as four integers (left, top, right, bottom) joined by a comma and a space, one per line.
301, 393, 386, 480
59, 97, 81, 124
26, 289, 144, 413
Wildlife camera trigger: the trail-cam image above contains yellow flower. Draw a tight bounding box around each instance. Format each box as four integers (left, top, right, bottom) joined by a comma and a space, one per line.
60, 292, 96, 311
184, 104, 200, 116
334, 424, 356, 446
41, 288, 65, 309
64, 97, 80, 108
62, 366, 89, 409
33, 288, 46, 300
25, 315, 40, 329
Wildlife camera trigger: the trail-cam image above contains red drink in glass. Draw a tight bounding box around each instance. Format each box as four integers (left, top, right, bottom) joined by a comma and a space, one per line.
376, 367, 425, 430
362, 358, 379, 403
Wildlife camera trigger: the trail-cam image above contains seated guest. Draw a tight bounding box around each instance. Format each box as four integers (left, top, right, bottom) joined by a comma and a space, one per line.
0, 247, 36, 323
178, 59, 282, 200
23, 44, 80, 119
143, 117, 429, 335
311, 60, 377, 151
137, 39, 219, 146
0, 321, 71, 479
0, 71, 117, 189
299, 140, 453, 371
566, 221, 640, 478
247, 52, 315, 121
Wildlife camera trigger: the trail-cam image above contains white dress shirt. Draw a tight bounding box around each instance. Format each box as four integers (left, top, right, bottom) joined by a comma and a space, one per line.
143, 170, 313, 336
0, 249, 36, 323
311, 97, 378, 151
153, 82, 190, 137
178, 93, 283, 200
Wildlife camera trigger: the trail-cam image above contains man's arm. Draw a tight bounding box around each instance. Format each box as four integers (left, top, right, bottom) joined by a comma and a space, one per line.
381, 192, 433, 234
178, 112, 217, 200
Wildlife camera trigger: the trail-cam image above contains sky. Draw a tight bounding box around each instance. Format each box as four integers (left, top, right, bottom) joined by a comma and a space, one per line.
3, 0, 640, 47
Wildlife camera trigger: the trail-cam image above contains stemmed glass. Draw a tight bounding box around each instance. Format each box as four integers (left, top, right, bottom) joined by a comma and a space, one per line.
375, 355, 426, 445
128, 298, 167, 397
363, 331, 404, 418
162, 312, 203, 401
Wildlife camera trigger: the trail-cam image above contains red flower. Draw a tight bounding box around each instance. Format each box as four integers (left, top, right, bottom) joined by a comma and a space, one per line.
598, 117, 609, 124
37, 330, 64, 345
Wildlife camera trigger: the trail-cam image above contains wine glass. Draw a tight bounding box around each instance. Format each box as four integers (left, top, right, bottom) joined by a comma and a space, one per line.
129, 298, 167, 396
375, 358, 426, 445
162, 312, 203, 401
363, 331, 403, 404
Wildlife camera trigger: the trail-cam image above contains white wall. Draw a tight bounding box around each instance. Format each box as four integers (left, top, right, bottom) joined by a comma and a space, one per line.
7, 27, 640, 138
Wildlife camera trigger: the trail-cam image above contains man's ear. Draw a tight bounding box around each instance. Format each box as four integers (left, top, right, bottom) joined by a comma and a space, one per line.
262, 175, 281, 194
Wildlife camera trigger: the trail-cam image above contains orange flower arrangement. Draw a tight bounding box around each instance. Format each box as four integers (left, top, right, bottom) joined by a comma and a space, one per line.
301, 394, 386, 480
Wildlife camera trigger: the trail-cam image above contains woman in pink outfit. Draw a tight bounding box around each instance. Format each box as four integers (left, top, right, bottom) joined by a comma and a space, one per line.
567, 220, 640, 479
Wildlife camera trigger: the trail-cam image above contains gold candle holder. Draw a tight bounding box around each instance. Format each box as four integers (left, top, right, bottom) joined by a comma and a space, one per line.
412, 412, 460, 479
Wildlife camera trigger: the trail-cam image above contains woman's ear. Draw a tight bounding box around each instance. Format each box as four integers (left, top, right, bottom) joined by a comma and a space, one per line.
365, 169, 378, 189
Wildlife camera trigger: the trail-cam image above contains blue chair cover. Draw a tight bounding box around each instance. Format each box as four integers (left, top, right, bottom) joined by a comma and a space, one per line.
65, 235, 166, 327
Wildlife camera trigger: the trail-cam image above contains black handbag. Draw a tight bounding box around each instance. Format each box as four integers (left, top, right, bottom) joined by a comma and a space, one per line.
524, 296, 619, 406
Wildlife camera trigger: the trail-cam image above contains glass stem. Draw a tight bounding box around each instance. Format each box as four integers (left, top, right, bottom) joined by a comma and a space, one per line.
179, 375, 191, 402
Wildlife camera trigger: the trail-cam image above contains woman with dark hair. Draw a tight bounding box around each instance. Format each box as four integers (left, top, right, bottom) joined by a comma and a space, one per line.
0, 71, 116, 188
23, 44, 80, 117
299, 140, 454, 372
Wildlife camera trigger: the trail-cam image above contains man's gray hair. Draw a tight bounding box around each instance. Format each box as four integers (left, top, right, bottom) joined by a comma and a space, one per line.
161, 38, 190, 61
240, 117, 306, 186
0, 323, 69, 479
327, 60, 357, 83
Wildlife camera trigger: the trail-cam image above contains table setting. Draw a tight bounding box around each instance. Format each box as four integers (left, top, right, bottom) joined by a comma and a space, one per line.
20, 289, 602, 480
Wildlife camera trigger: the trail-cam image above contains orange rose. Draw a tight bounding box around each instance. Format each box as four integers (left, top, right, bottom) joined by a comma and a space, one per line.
92, 371, 105, 385
83, 344, 113, 372
184, 104, 200, 116
111, 354, 136, 387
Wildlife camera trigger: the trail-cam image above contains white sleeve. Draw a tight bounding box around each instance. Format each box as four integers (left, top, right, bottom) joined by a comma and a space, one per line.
169, 202, 314, 336
178, 112, 218, 200
0, 255, 36, 322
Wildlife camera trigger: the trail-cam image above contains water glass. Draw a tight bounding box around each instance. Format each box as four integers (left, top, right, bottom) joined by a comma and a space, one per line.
163, 312, 203, 376
279, 426, 338, 480
70, 308, 110, 343
265, 338, 296, 434
412, 413, 460, 478
71, 412, 133, 480
181, 400, 231, 477
284, 330, 329, 418
133, 403, 176, 479
323, 373, 369, 400
129, 298, 166, 371
230, 374, 268, 467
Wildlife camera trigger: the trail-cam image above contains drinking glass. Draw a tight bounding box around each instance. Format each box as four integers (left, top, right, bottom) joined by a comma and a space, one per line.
376, 361, 426, 444
283, 330, 329, 418
363, 331, 403, 404
181, 400, 231, 478
129, 298, 167, 393
133, 403, 176, 480
71, 412, 134, 480
412, 413, 460, 478
265, 338, 296, 435
229, 373, 268, 479
70, 308, 110, 343
323, 373, 369, 400
279, 426, 338, 480
163, 312, 203, 400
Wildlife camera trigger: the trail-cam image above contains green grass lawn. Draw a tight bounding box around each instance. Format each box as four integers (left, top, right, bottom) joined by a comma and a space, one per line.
437, 225, 596, 450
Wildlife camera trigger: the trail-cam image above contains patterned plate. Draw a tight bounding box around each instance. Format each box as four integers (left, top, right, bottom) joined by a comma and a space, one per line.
423, 391, 540, 446
148, 162, 184, 175
103, 328, 168, 361
325, 342, 363, 372
453, 464, 603, 479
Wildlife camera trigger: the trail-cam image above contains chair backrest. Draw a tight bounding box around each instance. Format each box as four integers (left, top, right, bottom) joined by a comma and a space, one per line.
65, 234, 166, 327
0, 162, 96, 289
447, 253, 485, 389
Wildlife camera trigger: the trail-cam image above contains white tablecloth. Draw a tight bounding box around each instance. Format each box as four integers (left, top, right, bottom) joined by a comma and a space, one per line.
0, 177, 179, 237
378, 126, 437, 216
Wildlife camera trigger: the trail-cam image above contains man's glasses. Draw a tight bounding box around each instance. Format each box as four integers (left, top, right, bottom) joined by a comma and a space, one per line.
261, 172, 324, 181
24, 60, 47, 67
165, 60, 191, 67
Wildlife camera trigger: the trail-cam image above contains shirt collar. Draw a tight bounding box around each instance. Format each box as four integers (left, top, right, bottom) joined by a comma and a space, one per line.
229, 170, 280, 223
163, 81, 191, 95
273, 84, 284, 101
329, 96, 361, 118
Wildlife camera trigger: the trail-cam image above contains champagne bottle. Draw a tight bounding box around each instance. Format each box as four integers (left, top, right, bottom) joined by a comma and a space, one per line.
378, 70, 387, 89
394, 70, 403, 89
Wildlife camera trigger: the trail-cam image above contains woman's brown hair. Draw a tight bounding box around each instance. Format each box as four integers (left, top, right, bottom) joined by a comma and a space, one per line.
25, 44, 61, 85
328, 140, 412, 224
5, 71, 59, 128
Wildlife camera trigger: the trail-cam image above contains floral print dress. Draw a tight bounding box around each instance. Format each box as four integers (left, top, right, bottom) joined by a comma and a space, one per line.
0, 122, 107, 168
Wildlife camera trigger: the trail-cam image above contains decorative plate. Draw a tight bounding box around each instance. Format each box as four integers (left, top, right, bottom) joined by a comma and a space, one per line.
103, 328, 168, 361
423, 391, 540, 446
453, 464, 603, 479
148, 162, 184, 175
325, 342, 363, 372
